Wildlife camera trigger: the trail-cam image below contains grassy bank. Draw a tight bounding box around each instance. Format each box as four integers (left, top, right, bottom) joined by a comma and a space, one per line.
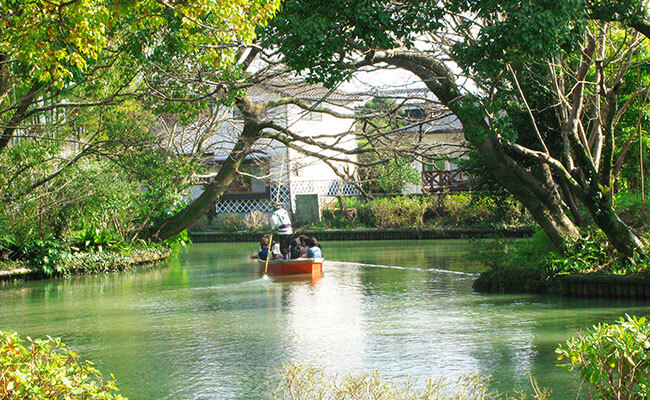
0, 228, 187, 281
473, 194, 650, 294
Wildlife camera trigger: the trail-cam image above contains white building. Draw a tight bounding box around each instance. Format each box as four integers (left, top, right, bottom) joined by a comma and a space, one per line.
179, 77, 363, 217
359, 88, 471, 194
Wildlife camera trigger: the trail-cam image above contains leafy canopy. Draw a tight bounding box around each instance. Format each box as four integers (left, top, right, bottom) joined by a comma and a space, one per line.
0, 0, 281, 89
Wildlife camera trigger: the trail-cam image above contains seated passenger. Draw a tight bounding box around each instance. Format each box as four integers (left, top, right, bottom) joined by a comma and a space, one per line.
305, 237, 323, 258
271, 242, 282, 260
297, 234, 308, 247
289, 238, 305, 259
257, 234, 270, 260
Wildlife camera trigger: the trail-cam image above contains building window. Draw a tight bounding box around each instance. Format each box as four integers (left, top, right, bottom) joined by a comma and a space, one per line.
404, 108, 425, 120
422, 157, 446, 172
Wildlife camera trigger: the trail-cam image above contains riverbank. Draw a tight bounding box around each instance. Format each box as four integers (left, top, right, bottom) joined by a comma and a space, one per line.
0, 248, 170, 282
190, 225, 535, 243
471, 230, 650, 297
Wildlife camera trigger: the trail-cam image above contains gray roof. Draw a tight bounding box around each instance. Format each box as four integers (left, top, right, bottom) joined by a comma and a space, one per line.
258, 76, 363, 101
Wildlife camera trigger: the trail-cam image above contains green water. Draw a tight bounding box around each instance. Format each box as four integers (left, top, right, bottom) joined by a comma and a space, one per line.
1, 240, 649, 399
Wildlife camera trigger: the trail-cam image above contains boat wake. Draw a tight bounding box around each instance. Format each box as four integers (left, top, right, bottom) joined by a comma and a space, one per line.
328, 261, 477, 276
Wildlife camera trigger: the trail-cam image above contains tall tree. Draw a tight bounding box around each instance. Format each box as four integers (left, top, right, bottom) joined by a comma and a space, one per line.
0, 0, 282, 242
262, 0, 650, 256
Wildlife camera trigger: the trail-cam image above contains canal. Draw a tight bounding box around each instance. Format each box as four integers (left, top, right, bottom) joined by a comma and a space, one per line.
1, 240, 649, 399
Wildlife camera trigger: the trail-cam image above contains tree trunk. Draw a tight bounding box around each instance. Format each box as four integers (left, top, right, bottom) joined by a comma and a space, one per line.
581, 192, 644, 257
148, 117, 265, 241
0, 82, 41, 153
377, 51, 581, 248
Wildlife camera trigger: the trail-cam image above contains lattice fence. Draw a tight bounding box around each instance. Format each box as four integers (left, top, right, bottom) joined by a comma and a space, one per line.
215, 184, 291, 213
291, 179, 359, 196
214, 180, 358, 214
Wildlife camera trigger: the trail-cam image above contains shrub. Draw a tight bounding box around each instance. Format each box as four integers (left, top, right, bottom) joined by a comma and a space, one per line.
615, 192, 650, 231
242, 211, 269, 231
318, 193, 530, 229
442, 193, 528, 226
556, 315, 650, 400
214, 213, 245, 231
18, 234, 70, 276
472, 231, 554, 293
545, 235, 610, 276
473, 229, 650, 293
0, 331, 126, 399
0, 233, 18, 260
72, 226, 126, 252
368, 197, 428, 229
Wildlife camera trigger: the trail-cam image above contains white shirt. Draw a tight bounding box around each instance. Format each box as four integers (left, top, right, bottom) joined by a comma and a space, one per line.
270, 207, 292, 235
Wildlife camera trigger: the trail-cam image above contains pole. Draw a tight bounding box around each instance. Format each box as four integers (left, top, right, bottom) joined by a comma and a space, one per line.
263, 155, 285, 279
263, 233, 273, 277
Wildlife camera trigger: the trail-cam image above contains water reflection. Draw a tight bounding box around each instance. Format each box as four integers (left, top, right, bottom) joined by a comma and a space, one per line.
0, 241, 648, 399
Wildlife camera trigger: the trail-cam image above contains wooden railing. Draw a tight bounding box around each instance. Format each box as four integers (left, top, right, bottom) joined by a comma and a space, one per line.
422, 170, 471, 193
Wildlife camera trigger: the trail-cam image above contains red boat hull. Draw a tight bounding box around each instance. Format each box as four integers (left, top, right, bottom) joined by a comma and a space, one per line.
259, 258, 324, 276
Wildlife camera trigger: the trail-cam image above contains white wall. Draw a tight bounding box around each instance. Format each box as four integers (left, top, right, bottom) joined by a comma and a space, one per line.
285, 101, 358, 184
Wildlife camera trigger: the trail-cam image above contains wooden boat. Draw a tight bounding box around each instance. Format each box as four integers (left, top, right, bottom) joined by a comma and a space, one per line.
258, 257, 324, 276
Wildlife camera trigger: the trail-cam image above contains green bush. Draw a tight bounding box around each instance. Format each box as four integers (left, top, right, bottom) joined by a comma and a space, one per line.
214, 213, 245, 231
241, 211, 270, 231
442, 193, 528, 226
545, 235, 610, 276
556, 315, 650, 400
318, 193, 530, 230
473, 227, 650, 293
367, 197, 430, 229
546, 233, 649, 276
0, 331, 126, 399
18, 234, 70, 276
615, 192, 650, 231
72, 227, 126, 252
472, 231, 553, 293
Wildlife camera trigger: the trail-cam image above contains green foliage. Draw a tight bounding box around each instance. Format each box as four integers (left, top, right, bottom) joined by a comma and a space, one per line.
0, 97, 201, 263
373, 159, 421, 194
241, 211, 270, 231
556, 315, 650, 400
450, 0, 587, 76
0, 233, 18, 260
474, 228, 650, 293
162, 230, 191, 255
547, 233, 649, 276
0, 331, 126, 399
366, 196, 431, 228
213, 213, 246, 232
442, 193, 528, 226
356, 97, 421, 194
319, 193, 530, 230
262, 0, 444, 86
18, 235, 69, 276
0, 0, 281, 90
472, 231, 554, 293
62, 246, 169, 275
545, 235, 611, 276
73, 227, 126, 253
615, 192, 650, 231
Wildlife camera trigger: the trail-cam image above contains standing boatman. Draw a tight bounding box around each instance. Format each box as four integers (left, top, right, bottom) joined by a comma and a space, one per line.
270, 201, 293, 259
